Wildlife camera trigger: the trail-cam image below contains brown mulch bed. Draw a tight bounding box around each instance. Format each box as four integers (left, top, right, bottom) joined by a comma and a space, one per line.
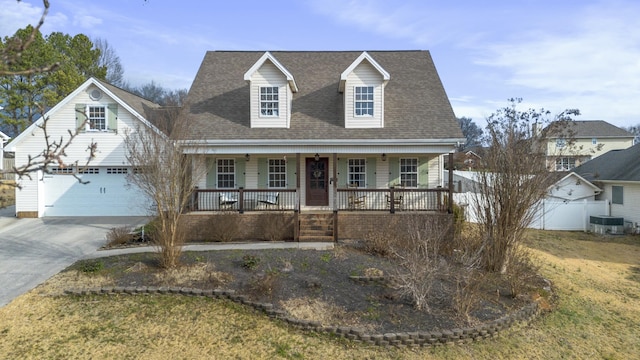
72, 241, 538, 334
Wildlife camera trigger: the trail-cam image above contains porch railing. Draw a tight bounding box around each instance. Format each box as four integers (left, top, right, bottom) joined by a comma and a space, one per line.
190, 187, 449, 213
336, 188, 449, 213
191, 188, 298, 213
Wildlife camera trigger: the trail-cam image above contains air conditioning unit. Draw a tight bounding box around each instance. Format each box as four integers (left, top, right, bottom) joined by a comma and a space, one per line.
590, 215, 624, 235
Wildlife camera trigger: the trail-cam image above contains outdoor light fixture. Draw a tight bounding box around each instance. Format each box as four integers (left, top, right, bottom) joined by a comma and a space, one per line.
314, 153, 320, 161
381, 153, 387, 161
245, 154, 250, 161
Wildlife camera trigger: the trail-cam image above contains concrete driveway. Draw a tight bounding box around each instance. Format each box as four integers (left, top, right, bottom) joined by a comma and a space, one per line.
0, 206, 149, 307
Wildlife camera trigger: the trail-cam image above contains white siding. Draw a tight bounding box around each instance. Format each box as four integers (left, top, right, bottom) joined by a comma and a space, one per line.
428, 156, 440, 188
602, 183, 640, 225
249, 62, 289, 128
344, 62, 384, 128
376, 160, 389, 188
13, 84, 151, 216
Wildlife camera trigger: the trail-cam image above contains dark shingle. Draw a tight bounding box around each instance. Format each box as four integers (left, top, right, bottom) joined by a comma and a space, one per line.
181, 51, 463, 141
552, 120, 633, 138
574, 143, 640, 182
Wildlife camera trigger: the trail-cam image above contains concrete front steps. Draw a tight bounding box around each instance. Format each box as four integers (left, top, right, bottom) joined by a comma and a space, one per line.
298, 212, 334, 242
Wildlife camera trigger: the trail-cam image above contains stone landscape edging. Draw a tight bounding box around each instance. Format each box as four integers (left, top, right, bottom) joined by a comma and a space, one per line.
64, 286, 541, 348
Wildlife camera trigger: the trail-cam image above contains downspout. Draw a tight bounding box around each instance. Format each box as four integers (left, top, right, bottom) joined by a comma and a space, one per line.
333, 152, 338, 242
448, 152, 453, 213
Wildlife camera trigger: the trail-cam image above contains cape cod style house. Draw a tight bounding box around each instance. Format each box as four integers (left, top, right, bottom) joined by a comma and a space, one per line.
181, 51, 463, 214
177, 50, 464, 240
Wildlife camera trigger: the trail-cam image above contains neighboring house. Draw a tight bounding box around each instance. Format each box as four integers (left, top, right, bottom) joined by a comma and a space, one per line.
449, 170, 606, 230
180, 51, 464, 213
7, 78, 159, 217
0, 130, 9, 171
546, 120, 634, 171
573, 143, 640, 227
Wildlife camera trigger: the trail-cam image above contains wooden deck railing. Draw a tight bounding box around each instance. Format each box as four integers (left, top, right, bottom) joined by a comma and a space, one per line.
336, 188, 449, 213
191, 188, 298, 213
190, 188, 449, 213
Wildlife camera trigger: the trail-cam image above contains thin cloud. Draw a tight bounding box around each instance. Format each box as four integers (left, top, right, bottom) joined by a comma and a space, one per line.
0, 0, 68, 37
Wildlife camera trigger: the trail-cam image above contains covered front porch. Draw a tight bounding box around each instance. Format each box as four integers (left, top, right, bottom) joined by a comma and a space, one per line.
189, 152, 453, 214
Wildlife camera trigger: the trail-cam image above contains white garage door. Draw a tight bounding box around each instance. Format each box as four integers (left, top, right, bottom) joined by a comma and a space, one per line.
43, 167, 150, 216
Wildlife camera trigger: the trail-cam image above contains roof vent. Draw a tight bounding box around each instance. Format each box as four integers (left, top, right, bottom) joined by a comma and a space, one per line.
89, 89, 102, 101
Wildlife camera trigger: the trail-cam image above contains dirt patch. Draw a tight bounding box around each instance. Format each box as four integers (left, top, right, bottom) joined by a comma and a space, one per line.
62, 242, 540, 334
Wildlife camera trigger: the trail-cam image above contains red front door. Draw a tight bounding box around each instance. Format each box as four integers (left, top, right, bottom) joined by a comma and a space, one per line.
306, 157, 329, 206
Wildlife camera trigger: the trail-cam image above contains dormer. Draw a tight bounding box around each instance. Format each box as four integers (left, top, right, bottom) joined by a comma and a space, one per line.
339, 52, 390, 129
244, 52, 298, 128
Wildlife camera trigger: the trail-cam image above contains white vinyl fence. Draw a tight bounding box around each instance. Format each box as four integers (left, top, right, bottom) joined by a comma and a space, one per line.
2, 158, 14, 180
453, 192, 610, 231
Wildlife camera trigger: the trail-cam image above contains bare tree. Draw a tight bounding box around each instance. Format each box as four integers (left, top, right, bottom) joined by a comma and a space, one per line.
469, 98, 579, 273
93, 37, 125, 86
124, 107, 205, 268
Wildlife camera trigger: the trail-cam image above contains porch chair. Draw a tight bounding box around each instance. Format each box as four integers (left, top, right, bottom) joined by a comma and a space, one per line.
347, 183, 366, 210
258, 192, 279, 209
218, 192, 238, 210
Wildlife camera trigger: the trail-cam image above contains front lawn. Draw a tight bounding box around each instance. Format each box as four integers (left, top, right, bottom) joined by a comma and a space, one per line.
0, 231, 638, 359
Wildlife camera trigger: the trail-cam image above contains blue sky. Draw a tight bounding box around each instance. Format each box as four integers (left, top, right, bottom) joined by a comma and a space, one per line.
1, 0, 639, 128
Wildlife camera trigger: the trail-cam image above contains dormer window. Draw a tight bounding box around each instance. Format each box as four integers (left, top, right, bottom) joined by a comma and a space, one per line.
340, 52, 390, 129
260, 86, 279, 117
244, 52, 298, 128
355, 86, 374, 116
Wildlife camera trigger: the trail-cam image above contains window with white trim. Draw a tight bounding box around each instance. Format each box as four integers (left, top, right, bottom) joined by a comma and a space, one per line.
555, 157, 576, 171
88, 105, 106, 130
260, 86, 279, 116
78, 167, 100, 174
355, 86, 374, 116
400, 158, 418, 188
106, 167, 128, 174
555, 138, 566, 148
49, 167, 74, 175
217, 159, 235, 189
348, 158, 366, 188
268, 159, 286, 188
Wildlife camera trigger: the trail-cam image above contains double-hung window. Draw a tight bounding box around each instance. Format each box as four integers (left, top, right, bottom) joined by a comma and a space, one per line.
217, 159, 235, 189
355, 86, 374, 116
555, 157, 576, 171
268, 159, 287, 188
88, 106, 106, 130
260, 86, 279, 116
348, 159, 366, 188
400, 158, 418, 188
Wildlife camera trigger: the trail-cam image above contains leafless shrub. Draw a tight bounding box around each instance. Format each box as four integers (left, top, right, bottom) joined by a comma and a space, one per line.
389, 215, 452, 312
105, 226, 133, 247
257, 212, 293, 241
204, 211, 242, 242
471, 98, 580, 273
362, 219, 401, 257
248, 271, 280, 298
452, 269, 484, 323
505, 245, 540, 298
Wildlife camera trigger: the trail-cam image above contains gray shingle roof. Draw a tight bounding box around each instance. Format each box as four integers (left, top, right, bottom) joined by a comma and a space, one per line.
181, 51, 463, 141
551, 120, 633, 138
574, 143, 640, 182
95, 79, 161, 120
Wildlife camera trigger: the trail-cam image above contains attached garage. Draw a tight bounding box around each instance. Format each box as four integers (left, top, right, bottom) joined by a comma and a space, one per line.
42, 167, 149, 216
